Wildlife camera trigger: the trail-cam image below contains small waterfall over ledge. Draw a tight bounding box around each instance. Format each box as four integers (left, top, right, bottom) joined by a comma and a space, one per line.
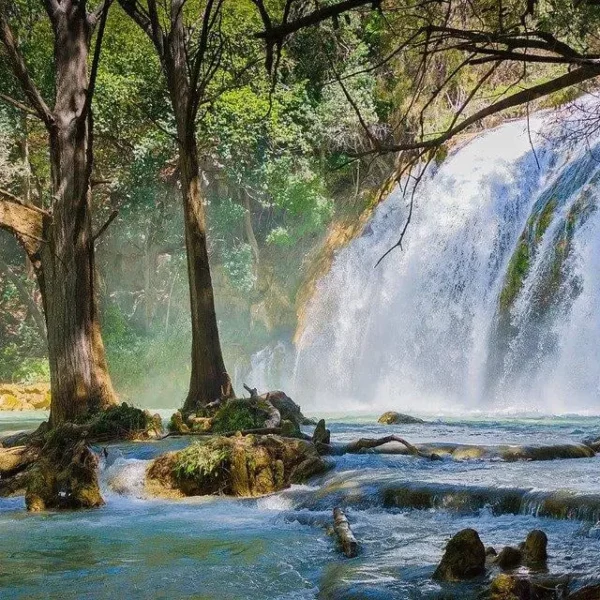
251, 100, 600, 414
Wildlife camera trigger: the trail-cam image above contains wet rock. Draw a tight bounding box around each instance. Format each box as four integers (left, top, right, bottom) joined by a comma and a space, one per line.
490, 574, 564, 600
522, 530, 548, 565
377, 411, 425, 425
495, 546, 523, 570
146, 434, 329, 498
312, 419, 331, 445
582, 435, 600, 453
486, 546, 498, 557
433, 528, 486, 581
499, 444, 594, 461
26, 440, 103, 511
264, 391, 314, 426
490, 574, 531, 600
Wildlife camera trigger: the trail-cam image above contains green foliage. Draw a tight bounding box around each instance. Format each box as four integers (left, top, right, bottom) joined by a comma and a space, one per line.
83, 403, 152, 440
211, 399, 266, 433
221, 244, 256, 292
173, 441, 230, 483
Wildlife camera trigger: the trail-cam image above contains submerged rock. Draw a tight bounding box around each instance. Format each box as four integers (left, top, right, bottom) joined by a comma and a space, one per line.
495, 546, 523, 570
433, 528, 486, 581
490, 574, 565, 600
377, 411, 425, 425
146, 434, 329, 498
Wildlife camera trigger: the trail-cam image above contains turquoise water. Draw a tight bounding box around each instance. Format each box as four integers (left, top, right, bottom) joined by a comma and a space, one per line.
2, 412, 600, 599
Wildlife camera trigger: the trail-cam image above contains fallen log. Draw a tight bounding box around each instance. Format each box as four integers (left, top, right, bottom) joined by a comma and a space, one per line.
333, 507, 358, 558
341, 435, 441, 460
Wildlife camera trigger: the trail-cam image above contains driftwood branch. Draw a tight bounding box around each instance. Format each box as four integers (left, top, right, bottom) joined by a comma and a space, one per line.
341, 435, 440, 460
333, 507, 359, 557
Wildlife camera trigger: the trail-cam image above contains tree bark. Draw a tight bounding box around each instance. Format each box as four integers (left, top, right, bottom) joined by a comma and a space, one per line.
0, 2, 117, 426
44, 5, 116, 426
178, 133, 232, 413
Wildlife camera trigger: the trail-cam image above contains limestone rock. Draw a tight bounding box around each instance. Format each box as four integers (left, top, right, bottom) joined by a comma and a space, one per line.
433, 528, 486, 581
146, 434, 329, 498
377, 411, 425, 425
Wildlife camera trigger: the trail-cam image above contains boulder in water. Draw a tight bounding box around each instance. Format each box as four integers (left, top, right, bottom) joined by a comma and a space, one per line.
312, 419, 331, 445
146, 434, 329, 498
377, 412, 425, 425
433, 528, 486, 581
495, 546, 523, 570
522, 530, 548, 565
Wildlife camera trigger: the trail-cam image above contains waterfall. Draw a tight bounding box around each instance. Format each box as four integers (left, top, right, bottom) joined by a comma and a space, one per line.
254, 99, 600, 414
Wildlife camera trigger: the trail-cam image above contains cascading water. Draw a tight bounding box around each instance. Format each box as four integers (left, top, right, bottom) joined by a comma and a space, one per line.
255, 100, 600, 414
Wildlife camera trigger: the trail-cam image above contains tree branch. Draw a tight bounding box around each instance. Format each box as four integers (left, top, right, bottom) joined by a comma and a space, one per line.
92, 209, 118, 241
0, 93, 40, 118
0, 191, 45, 259
0, 4, 54, 127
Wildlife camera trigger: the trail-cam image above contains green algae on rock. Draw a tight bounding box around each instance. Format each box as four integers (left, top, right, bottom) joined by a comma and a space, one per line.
146, 434, 329, 498
377, 411, 426, 425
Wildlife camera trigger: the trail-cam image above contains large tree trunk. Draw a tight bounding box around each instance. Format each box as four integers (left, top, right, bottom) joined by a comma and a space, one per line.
43, 6, 117, 426
179, 134, 232, 414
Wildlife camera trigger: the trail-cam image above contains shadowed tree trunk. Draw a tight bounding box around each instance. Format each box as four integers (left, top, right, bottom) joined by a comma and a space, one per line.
119, 0, 233, 413
0, 0, 117, 426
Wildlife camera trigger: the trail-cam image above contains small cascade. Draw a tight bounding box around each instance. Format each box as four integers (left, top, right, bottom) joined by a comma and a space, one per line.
251, 99, 600, 414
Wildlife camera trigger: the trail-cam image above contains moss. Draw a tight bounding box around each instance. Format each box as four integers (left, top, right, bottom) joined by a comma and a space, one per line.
211, 399, 267, 433
82, 403, 152, 440
499, 237, 530, 312
172, 441, 231, 491
535, 198, 557, 243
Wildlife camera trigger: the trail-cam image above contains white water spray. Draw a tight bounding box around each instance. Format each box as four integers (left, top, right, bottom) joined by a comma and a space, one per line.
253, 101, 600, 415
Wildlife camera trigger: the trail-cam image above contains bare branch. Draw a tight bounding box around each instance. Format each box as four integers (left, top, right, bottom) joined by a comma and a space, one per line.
0, 93, 40, 118
92, 209, 118, 241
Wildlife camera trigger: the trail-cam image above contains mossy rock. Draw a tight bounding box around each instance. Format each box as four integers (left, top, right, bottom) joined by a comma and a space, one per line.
522, 530, 548, 565
146, 434, 329, 498
433, 528, 486, 581
25, 440, 103, 511
495, 546, 523, 570
378, 411, 426, 425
